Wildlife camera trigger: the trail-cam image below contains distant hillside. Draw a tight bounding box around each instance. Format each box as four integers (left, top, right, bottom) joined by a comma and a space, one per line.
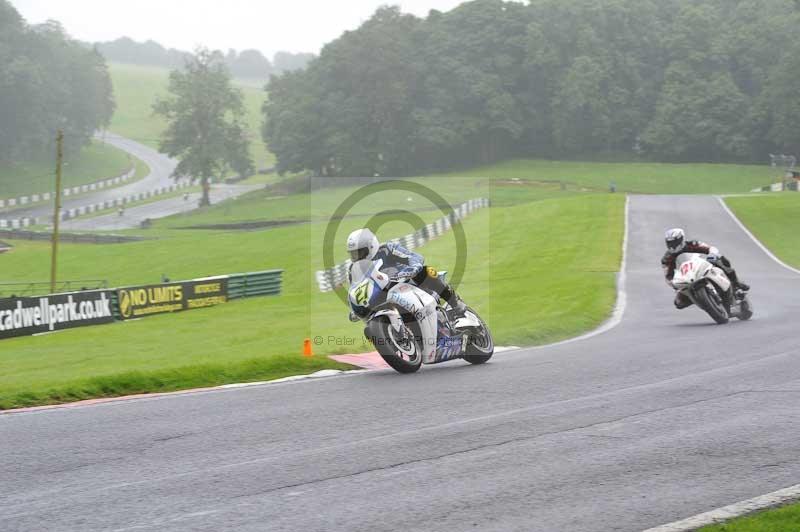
91, 37, 314, 80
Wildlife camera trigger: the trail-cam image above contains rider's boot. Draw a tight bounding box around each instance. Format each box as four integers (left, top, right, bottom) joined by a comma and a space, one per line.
726, 269, 750, 293
447, 293, 467, 320
737, 281, 750, 292
719, 259, 750, 293
419, 268, 469, 323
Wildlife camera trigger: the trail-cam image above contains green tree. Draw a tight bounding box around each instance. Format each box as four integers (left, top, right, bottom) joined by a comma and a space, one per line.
154, 49, 253, 205
0, 2, 114, 162
261, 0, 800, 174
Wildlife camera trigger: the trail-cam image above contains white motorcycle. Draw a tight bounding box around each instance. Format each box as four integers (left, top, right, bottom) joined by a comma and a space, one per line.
671, 253, 753, 324
348, 259, 494, 373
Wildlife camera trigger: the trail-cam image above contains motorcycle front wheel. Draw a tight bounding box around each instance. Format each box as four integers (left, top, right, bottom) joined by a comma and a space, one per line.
463, 307, 494, 364
365, 317, 422, 374
695, 284, 729, 324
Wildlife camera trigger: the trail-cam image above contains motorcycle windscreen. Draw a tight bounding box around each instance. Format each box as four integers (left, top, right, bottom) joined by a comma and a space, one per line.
349, 259, 373, 284
672, 253, 704, 287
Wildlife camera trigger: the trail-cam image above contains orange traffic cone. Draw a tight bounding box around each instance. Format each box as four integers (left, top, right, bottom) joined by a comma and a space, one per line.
303, 338, 314, 357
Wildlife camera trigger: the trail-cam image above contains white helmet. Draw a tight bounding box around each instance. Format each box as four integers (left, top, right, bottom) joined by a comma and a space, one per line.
347, 228, 379, 262
665, 228, 686, 253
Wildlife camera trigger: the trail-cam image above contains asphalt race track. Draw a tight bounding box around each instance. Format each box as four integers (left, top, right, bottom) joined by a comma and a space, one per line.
3, 134, 259, 230
61, 183, 261, 231
2, 195, 800, 531
3, 133, 178, 222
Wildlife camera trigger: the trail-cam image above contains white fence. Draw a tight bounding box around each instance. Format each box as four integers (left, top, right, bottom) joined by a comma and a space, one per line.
0, 167, 136, 210
0, 178, 197, 228
0, 217, 38, 229
315, 198, 490, 292
751, 175, 800, 192
59, 179, 195, 221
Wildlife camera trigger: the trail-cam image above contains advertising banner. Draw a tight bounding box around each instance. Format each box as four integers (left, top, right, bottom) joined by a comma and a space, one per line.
0, 290, 115, 339
117, 277, 228, 320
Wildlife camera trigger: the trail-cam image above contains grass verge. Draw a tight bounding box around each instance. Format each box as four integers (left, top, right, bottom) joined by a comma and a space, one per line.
0, 140, 137, 200
0, 181, 623, 409
108, 62, 275, 174
439, 159, 778, 194
724, 194, 800, 268
699, 501, 800, 531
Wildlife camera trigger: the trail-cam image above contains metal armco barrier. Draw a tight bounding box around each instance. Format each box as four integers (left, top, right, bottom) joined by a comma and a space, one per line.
0, 280, 108, 299
228, 270, 284, 299
315, 198, 490, 292
0, 229, 149, 244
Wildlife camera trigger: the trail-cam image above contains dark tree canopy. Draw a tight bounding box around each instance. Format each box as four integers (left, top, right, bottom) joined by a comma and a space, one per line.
0, 1, 115, 161
263, 0, 800, 177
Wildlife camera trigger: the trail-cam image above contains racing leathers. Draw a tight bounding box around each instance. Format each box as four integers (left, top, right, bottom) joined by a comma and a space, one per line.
661, 240, 749, 309
348, 242, 465, 321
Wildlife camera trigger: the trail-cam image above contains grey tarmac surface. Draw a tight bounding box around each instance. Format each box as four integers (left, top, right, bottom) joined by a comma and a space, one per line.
5, 133, 262, 230
2, 195, 799, 532
62, 184, 261, 231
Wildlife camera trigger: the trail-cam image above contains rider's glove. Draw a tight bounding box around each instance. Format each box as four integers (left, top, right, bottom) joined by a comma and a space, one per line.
349, 311, 360, 323
393, 267, 418, 281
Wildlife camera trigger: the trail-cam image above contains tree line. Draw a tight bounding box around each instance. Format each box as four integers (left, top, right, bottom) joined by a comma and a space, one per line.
0, 0, 114, 162
263, 0, 800, 177
93, 37, 314, 79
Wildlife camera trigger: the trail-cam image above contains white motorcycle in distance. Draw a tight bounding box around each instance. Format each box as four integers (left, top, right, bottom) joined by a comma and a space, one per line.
348, 259, 494, 373
671, 253, 753, 324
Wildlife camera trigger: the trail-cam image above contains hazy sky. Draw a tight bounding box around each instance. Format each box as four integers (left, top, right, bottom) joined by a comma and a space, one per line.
10, 0, 464, 56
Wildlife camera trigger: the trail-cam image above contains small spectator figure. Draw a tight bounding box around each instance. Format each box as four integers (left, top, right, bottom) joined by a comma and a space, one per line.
183, 192, 189, 202
610, 181, 617, 193
118, 207, 125, 217
161, 274, 170, 283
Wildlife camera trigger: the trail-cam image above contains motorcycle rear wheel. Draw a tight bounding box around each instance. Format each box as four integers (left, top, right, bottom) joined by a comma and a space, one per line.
737, 298, 753, 321
365, 317, 422, 374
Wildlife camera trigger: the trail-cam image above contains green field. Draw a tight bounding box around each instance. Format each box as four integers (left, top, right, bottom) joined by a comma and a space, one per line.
441, 159, 778, 194
108, 63, 275, 174
725, 194, 800, 268
0, 180, 623, 409
700, 502, 800, 531
0, 140, 138, 201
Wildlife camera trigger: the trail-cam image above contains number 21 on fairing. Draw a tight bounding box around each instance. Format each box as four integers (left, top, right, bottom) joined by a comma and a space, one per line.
353, 280, 371, 307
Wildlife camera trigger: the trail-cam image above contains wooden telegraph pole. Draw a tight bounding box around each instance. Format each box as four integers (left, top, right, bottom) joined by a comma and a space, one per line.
50, 130, 63, 293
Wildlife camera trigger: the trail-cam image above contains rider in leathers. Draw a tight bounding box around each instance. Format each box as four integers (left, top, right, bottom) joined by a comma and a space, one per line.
346, 228, 467, 322
662, 228, 749, 309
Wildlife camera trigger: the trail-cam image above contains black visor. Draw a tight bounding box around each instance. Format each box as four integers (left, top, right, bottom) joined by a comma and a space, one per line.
350, 248, 369, 262
666, 236, 684, 251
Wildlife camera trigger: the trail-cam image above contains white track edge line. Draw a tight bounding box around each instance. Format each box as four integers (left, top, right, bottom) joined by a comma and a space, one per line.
716, 196, 800, 276
642, 483, 800, 532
